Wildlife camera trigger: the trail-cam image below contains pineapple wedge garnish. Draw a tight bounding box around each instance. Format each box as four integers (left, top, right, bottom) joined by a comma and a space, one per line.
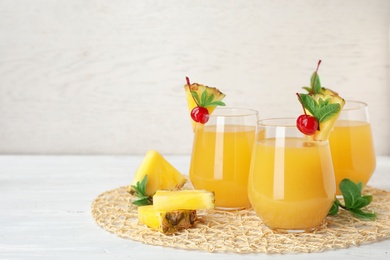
309, 88, 345, 141
184, 77, 226, 130
153, 190, 215, 211
298, 60, 345, 141
129, 150, 186, 198
138, 205, 197, 235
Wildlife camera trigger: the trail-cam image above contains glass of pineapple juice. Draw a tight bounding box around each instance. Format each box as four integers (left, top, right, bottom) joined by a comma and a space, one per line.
329, 100, 376, 195
248, 118, 336, 231
189, 107, 258, 209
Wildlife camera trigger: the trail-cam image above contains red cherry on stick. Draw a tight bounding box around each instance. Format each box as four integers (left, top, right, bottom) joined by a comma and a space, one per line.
191, 106, 209, 124
186, 76, 210, 124
296, 93, 319, 135
296, 114, 318, 135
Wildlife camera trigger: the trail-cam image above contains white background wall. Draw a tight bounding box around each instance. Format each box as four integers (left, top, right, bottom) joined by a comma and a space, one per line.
0, 0, 389, 155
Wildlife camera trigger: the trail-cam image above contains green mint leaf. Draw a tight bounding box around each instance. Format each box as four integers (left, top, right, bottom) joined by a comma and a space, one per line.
200, 89, 208, 106
140, 175, 148, 195
302, 86, 312, 92
357, 182, 363, 192
310, 71, 321, 94
133, 197, 152, 206
340, 178, 361, 209
195, 89, 226, 108
206, 101, 226, 107
190, 91, 201, 105
335, 179, 377, 220
349, 208, 377, 220
131, 175, 152, 206
299, 94, 319, 115
318, 98, 330, 107
130, 183, 140, 196
298, 94, 341, 123
316, 103, 341, 123
353, 195, 373, 209
328, 199, 340, 215
206, 93, 215, 105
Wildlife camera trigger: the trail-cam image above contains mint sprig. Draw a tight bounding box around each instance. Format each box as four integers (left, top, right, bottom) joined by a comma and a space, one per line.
328, 179, 376, 220
298, 94, 341, 124
130, 175, 153, 206
191, 90, 226, 107
311, 68, 322, 94
303, 60, 322, 94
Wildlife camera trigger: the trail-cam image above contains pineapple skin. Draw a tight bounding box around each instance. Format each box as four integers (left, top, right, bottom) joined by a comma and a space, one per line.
129, 150, 187, 196
138, 205, 197, 235
307, 87, 345, 141
153, 190, 215, 211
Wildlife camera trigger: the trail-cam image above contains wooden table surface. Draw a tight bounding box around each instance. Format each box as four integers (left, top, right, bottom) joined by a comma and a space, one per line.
0, 155, 389, 259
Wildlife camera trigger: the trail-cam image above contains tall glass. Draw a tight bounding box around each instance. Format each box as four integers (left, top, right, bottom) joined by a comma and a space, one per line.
248, 118, 336, 231
189, 107, 258, 209
329, 100, 376, 195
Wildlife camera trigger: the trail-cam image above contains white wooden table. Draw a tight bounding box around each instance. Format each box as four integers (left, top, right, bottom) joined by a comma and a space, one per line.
0, 155, 389, 259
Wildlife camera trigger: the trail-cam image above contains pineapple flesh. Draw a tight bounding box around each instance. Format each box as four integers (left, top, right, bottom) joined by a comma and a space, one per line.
153, 190, 215, 211
129, 150, 186, 197
138, 205, 197, 235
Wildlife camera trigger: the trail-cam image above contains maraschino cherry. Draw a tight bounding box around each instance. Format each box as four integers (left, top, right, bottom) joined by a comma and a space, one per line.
190, 106, 209, 124
186, 77, 210, 124
296, 93, 318, 135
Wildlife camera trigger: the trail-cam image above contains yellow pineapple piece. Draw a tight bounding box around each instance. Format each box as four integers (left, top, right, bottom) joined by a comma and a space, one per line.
184, 81, 226, 130
138, 205, 197, 235
310, 88, 345, 141
129, 150, 186, 197
153, 190, 215, 211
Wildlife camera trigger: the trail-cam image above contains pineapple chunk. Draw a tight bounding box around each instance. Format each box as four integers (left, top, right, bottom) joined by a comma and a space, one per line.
184, 82, 225, 130
308, 88, 345, 141
130, 150, 186, 196
138, 205, 197, 235
153, 190, 215, 211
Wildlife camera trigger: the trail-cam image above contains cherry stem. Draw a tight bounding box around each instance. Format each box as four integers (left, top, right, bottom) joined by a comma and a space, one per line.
296, 93, 307, 116
186, 76, 200, 107
316, 60, 322, 73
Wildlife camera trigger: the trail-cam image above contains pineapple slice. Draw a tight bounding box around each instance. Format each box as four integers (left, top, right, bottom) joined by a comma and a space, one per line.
138, 205, 197, 235
184, 79, 226, 130
309, 88, 345, 141
153, 190, 215, 211
129, 150, 186, 197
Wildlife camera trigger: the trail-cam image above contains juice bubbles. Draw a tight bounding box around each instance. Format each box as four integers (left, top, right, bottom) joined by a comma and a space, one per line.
248, 118, 335, 231
330, 119, 376, 195
189, 108, 258, 209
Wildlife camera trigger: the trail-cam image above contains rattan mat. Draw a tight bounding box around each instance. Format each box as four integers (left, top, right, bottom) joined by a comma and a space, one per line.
91, 185, 390, 254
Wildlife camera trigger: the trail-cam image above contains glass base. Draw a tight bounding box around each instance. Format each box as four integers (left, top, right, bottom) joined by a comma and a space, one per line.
272, 227, 316, 233
215, 206, 250, 211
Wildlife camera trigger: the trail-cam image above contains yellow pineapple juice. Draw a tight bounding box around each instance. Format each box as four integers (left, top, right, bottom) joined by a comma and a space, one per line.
190, 124, 256, 209
329, 120, 376, 194
248, 118, 336, 232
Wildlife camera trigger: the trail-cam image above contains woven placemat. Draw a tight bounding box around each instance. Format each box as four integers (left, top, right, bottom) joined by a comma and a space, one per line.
91, 185, 390, 254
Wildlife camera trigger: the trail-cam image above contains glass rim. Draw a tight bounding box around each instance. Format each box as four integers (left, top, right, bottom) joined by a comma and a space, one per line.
257, 117, 297, 128
210, 107, 259, 118
343, 100, 368, 111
